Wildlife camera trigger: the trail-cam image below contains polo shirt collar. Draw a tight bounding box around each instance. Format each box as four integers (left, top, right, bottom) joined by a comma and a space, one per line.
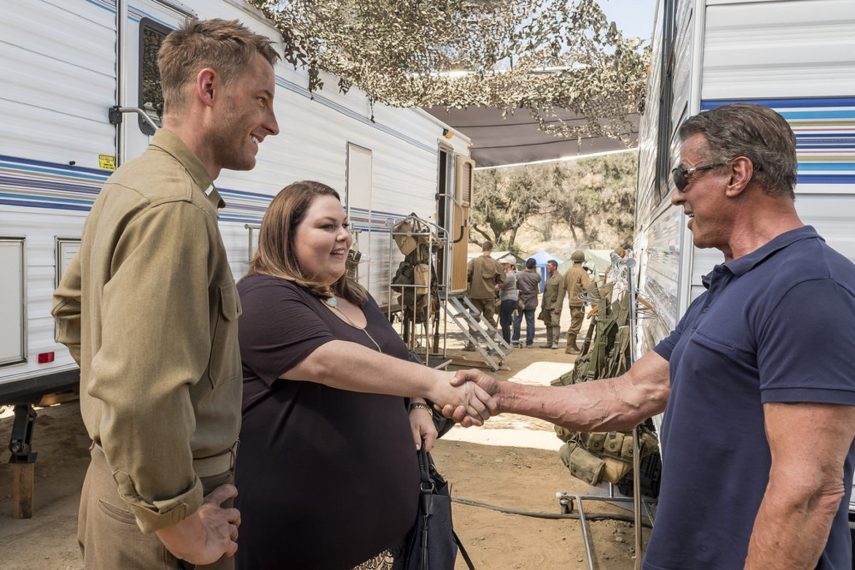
149, 129, 214, 195
725, 225, 819, 277
701, 226, 818, 289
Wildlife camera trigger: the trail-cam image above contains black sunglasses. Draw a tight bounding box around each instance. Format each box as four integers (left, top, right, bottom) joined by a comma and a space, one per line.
671, 162, 726, 192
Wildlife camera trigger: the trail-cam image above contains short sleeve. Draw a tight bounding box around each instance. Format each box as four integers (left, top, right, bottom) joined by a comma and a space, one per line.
238, 277, 336, 386
758, 279, 855, 405
653, 295, 699, 361
654, 326, 682, 362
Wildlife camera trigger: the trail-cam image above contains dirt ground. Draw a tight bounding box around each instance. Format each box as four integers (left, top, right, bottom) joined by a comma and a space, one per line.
0, 317, 650, 570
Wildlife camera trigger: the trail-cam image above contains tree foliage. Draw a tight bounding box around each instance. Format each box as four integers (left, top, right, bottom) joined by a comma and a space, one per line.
473, 152, 637, 251
470, 168, 543, 252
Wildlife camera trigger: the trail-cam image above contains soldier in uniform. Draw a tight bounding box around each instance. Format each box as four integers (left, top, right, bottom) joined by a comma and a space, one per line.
51, 19, 280, 568
466, 242, 504, 347
558, 250, 593, 354
539, 259, 562, 348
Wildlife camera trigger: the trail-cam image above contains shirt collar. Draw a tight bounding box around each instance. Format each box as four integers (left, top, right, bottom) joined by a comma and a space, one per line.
149, 128, 214, 195
725, 225, 820, 276
207, 186, 226, 209
701, 225, 820, 288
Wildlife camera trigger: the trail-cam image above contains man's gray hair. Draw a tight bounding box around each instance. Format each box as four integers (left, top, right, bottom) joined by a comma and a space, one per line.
678, 104, 797, 199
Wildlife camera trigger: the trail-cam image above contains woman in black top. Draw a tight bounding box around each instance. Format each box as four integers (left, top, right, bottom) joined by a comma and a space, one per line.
234, 181, 493, 570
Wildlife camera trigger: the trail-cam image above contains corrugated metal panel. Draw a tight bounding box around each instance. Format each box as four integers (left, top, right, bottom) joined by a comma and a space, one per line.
637, 207, 684, 355
634, 1, 665, 225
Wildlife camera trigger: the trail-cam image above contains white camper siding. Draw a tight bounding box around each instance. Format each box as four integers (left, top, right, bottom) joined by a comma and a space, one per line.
681, 0, 855, 302
636, 209, 683, 354
0, 0, 115, 169
703, 0, 855, 100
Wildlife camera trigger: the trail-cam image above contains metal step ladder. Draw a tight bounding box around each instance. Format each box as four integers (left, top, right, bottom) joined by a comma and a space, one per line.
445, 294, 511, 371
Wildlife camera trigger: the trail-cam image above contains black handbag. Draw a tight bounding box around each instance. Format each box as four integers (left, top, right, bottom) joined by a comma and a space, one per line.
399, 449, 475, 570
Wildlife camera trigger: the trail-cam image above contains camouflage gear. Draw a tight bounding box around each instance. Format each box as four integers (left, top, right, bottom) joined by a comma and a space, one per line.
552, 288, 660, 486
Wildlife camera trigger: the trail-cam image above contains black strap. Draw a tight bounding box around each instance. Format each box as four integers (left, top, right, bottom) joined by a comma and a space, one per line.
453, 530, 476, 570
417, 448, 433, 488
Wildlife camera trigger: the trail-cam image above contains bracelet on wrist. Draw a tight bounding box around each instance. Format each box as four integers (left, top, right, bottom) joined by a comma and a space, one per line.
409, 402, 432, 414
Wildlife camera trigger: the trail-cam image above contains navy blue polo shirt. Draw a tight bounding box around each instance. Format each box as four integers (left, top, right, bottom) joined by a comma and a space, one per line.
644, 226, 855, 570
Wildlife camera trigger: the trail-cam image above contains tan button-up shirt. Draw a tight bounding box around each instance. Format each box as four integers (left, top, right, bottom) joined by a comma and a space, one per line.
559, 263, 594, 307
467, 255, 504, 299
51, 129, 241, 533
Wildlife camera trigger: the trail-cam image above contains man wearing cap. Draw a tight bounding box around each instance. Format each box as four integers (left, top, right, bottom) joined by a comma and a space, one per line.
498, 258, 520, 344
465, 241, 504, 347
558, 250, 593, 354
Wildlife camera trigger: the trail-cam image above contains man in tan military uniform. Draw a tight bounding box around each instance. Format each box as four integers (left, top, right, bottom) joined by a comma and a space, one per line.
466, 242, 504, 346
51, 19, 279, 569
558, 250, 594, 354
539, 259, 562, 348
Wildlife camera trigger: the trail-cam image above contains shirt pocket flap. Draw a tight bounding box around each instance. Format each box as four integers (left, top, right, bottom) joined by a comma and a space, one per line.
219, 285, 241, 321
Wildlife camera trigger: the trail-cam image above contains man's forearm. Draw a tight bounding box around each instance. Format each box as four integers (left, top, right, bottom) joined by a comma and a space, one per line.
744, 487, 842, 569
495, 371, 666, 432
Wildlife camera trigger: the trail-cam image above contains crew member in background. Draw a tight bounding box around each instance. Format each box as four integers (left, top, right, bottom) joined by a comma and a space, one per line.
539, 259, 562, 349
499, 259, 520, 344
514, 258, 541, 348
558, 250, 593, 354
465, 241, 504, 350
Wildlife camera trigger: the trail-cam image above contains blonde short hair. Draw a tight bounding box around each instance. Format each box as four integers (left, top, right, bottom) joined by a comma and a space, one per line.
158, 18, 280, 114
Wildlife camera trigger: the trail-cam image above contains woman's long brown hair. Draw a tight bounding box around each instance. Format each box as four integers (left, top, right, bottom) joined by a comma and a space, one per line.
247, 180, 367, 306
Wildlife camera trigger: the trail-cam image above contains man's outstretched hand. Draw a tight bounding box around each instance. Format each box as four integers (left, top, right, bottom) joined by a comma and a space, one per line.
440, 369, 501, 426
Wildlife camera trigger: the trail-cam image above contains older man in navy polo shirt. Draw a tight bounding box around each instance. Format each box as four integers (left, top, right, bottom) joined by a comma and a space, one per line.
448, 104, 855, 569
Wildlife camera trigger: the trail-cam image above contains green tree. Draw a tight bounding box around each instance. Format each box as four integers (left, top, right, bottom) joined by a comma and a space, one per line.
541, 153, 637, 247
472, 168, 542, 252
472, 152, 637, 252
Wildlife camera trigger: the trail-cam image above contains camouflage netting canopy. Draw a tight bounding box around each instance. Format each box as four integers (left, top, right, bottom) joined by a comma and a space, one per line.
248, 0, 649, 143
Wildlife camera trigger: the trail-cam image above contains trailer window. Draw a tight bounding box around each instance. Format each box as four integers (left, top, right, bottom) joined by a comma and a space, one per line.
138, 19, 172, 135
0, 238, 26, 367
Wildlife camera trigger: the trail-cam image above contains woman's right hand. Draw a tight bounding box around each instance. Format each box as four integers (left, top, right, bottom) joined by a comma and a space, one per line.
428, 372, 497, 426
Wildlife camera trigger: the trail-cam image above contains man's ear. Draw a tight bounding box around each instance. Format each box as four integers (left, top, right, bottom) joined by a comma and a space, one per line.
194, 68, 217, 108
725, 156, 754, 197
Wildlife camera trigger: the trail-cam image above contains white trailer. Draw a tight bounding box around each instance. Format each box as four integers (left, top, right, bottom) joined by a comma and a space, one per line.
0, 0, 476, 406
634, 0, 855, 514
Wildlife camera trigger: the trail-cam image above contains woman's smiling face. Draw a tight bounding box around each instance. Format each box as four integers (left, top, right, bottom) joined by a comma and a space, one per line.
293, 194, 352, 286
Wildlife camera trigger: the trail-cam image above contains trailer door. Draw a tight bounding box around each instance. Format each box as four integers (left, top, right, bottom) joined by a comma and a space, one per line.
451, 155, 474, 293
